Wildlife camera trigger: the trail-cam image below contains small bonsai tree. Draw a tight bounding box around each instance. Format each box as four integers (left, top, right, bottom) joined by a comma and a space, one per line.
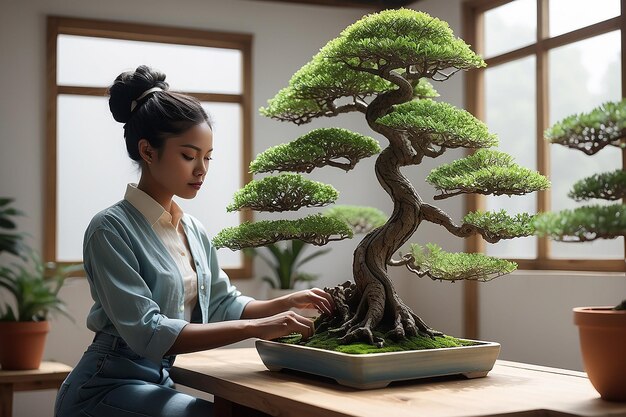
535, 99, 626, 310
215, 9, 549, 347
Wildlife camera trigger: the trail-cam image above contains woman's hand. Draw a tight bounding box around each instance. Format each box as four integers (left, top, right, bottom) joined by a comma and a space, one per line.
249, 311, 315, 341
240, 287, 335, 320
286, 288, 335, 316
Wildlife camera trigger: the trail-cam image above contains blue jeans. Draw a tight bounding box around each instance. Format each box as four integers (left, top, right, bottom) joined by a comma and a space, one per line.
54, 332, 213, 417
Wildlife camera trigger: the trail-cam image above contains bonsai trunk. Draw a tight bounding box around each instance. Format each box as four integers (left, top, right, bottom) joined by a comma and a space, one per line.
325, 145, 440, 346
321, 71, 439, 346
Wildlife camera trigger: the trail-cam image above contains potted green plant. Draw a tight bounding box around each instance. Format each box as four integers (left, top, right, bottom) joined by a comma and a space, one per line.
534, 99, 626, 401
0, 198, 80, 370
214, 9, 549, 388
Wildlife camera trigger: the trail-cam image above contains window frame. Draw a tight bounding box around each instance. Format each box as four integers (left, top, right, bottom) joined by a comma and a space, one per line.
463, 0, 626, 272
45, 16, 254, 278
461, 0, 626, 338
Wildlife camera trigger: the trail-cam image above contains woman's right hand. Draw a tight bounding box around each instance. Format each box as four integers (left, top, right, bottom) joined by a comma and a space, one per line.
248, 311, 315, 341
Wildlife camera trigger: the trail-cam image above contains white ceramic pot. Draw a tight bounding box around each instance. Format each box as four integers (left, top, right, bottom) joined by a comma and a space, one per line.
256, 338, 501, 389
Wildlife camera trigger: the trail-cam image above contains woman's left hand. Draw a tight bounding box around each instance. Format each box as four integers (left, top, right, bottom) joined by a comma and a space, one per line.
286, 288, 335, 316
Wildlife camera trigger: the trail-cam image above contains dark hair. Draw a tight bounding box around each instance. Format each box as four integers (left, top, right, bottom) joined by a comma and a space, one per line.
108, 65, 210, 161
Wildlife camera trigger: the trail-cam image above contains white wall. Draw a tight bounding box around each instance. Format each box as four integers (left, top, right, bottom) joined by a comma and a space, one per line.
1, 0, 624, 416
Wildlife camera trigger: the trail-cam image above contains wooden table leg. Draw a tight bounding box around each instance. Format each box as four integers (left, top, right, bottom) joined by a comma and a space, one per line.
0, 383, 13, 417
214, 396, 271, 417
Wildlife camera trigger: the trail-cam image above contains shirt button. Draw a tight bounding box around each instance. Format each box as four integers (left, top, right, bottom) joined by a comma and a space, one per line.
180, 252, 185, 256
200, 285, 205, 290
179, 305, 184, 312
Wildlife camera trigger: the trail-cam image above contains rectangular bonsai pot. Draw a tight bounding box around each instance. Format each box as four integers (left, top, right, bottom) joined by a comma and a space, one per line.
256, 338, 501, 389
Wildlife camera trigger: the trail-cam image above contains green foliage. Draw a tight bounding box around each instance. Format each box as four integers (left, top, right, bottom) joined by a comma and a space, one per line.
262, 9, 484, 123
227, 174, 338, 212
568, 169, 626, 201
0, 198, 26, 258
0, 250, 81, 322
249, 128, 381, 174
427, 149, 550, 198
277, 328, 475, 353
463, 210, 537, 239
244, 240, 330, 290
325, 9, 485, 74
409, 243, 517, 282
324, 205, 387, 234
533, 204, 626, 242
259, 87, 327, 124
213, 214, 353, 250
545, 99, 626, 155
376, 99, 497, 149
412, 78, 439, 99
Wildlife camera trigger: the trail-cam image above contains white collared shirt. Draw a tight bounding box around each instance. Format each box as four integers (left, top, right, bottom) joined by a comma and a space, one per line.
124, 183, 198, 321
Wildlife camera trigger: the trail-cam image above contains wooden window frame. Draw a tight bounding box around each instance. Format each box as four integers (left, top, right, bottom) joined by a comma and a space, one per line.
45, 16, 254, 278
461, 0, 626, 338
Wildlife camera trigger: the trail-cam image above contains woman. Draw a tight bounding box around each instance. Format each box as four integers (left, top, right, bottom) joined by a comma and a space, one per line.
54, 65, 334, 417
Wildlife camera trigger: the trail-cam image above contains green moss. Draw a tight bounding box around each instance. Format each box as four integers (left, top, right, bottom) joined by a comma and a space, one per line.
276, 328, 475, 354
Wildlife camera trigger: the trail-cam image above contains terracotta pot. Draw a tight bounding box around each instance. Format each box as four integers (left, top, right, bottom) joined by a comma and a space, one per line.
0, 320, 50, 370
573, 307, 626, 402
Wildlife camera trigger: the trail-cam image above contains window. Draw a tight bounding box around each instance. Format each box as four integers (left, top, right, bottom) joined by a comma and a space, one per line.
46, 17, 253, 278
463, 0, 625, 272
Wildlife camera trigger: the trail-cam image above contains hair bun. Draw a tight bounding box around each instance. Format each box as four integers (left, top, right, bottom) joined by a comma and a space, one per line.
108, 65, 169, 124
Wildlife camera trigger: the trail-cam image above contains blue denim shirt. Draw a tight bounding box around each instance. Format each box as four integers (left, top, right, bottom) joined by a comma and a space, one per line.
83, 199, 253, 364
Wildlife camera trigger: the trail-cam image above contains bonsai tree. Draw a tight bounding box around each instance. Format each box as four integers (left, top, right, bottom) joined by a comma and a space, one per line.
245, 206, 387, 290
215, 9, 549, 347
534, 99, 626, 310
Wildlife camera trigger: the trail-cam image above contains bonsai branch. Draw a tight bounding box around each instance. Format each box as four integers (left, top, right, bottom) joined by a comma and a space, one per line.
420, 203, 505, 243
433, 188, 528, 200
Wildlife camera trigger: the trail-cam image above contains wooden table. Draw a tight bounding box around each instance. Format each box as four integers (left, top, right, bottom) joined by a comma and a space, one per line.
171, 347, 626, 417
0, 361, 72, 417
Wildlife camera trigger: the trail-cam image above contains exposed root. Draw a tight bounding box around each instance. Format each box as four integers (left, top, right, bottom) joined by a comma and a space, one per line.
318, 281, 442, 347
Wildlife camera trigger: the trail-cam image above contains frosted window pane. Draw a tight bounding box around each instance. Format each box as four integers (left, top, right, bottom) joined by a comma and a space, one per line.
58, 35, 242, 94
484, 0, 536, 58
57, 96, 245, 268
57, 95, 139, 261
484, 56, 537, 259
549, 31, 622, 259
550, 0, 620, 37
177, 102, 244, 268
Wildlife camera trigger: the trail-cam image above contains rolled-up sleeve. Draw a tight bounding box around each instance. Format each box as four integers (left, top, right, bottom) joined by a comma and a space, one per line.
84, 227, 187, 363
206, 245, 253, 322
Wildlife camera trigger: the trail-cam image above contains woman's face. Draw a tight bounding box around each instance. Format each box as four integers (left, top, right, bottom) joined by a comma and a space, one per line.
147, 122, 214, 200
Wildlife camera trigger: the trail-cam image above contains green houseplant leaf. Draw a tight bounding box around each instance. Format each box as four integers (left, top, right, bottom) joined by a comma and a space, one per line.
0, 250, 81, 322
